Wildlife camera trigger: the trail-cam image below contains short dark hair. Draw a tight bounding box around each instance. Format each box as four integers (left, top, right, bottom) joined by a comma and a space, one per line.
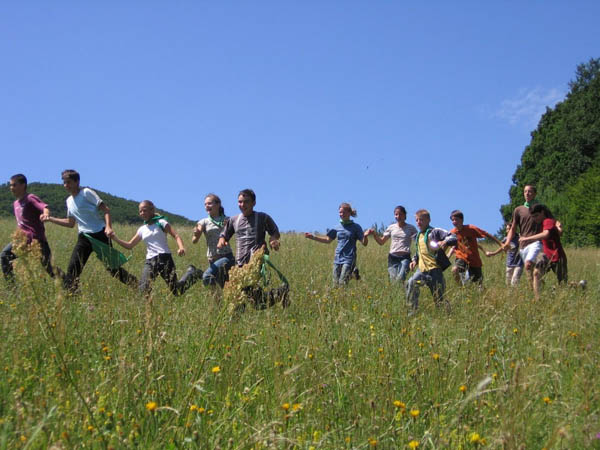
10, 174, 27, 186
61, 169, 80, 183
238, 189, 256, 202
524, 184, 537, 193
394, 205, 407, 215
530, 203, 553, 218
450, 210, 464, 220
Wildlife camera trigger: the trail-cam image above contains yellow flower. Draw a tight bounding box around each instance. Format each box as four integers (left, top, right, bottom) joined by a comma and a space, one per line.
469, 432, 482, 443
408, 440, 419, 449
393, 400, 406, 409
292, 403, 302, 411
543, 396, 552, 404
409, 409, 419, 418
513, 328, 518, 334
282, 403, 290, 411
368, 437, 378, 446
459, 384, 467, 393
432, 353, 440, 360
198, 407, 206, 414
211, 366, 221, 374
145, 401, 158, 411
190, 405, 198, 412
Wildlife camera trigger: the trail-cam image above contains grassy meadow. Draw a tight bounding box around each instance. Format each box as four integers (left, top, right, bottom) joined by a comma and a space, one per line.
0, 218, 599, 449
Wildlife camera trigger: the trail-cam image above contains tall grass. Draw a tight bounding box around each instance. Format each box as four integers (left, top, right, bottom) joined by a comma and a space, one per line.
0, 218, 598, 448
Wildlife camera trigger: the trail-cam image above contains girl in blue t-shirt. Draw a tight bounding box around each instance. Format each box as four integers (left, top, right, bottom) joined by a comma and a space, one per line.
304, 203, 368, 285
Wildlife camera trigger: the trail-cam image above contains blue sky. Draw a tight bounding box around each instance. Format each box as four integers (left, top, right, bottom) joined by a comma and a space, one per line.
2, 2, 599, 234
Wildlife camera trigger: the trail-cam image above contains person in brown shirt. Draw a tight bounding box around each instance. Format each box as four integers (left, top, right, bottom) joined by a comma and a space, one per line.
503, 185, 543, 299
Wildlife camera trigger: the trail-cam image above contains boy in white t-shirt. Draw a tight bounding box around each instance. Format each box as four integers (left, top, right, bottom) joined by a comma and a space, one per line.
110, 200, 201, 295
44, 170, 137, 293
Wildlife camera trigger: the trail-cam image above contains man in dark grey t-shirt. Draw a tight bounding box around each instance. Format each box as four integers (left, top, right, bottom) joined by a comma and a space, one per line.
218, 189, 281, 266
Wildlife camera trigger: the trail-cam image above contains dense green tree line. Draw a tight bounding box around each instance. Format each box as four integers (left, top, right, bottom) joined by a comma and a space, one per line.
500, 58, 600, 246
0, 182, 194, 226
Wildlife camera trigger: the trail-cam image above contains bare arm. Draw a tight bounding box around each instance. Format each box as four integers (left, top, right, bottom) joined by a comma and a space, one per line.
110, 231, 142, 250
43, 215, 76, 228
366, 228, 389, 245
503, 224, 517, 250
304, 232, 333, 244
98, 202, 113, 237
192, 223, 204, 244
360, 235, 368, 246
165, 223, 185, 256
519, 229, 550, 246
484, 232, 503, 248
555, 220, 564, 236
485, 246, 505, 257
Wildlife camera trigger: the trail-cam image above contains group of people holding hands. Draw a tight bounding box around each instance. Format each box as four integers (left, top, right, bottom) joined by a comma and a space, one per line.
2, 171, 568, 311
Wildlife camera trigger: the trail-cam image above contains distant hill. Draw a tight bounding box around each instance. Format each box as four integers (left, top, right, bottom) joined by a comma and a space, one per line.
0, 182, 195, 226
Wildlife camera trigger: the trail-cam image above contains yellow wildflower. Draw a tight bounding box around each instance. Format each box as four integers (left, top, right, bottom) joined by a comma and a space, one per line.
408, 440, 419, 449
145, 401, 158, 411
282, 403, 290, 411
211, 366, 221, 374
409, 409, 419, 418
459, 384, 467, 393
393, 400, 406, 409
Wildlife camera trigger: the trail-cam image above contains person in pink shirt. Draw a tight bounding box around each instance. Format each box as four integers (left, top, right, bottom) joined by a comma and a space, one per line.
1, 174, 55, 281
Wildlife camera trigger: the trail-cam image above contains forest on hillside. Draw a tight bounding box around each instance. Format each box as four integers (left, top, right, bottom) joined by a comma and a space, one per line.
0, 182, 194, 226
501, 58, 600, 246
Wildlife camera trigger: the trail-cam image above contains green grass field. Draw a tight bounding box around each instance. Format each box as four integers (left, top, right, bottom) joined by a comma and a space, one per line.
0, 218, 598, 449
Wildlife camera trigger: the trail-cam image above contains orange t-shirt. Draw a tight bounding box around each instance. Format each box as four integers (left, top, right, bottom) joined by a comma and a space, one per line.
450, 225, 486, 268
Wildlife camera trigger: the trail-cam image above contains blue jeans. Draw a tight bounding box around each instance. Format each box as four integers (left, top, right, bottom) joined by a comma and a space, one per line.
1, 241, 54, 280
388, 253, 410, 283
332, 262, 354, 286
202, 253, 235, 287
406, 268, 448, 310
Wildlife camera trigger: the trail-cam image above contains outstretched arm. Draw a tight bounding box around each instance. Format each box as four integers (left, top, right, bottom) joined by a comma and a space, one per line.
192, 222, 204, 244
304, 232, 333, 244
365, 228, 388, 245
269, 231, 281, 251
99, 202, 113, 238
109, 231, 142, 250
43, 215, 76, 228
519, 229, 550, 247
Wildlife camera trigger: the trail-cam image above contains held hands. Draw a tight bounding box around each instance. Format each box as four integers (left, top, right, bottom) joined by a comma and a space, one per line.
304, 232, 313, 240
364, 228, 375, 237
104, 226, 113, 238
217, 237, 226, 249
177, 247, 186, 257
409, 261, 416, 271
270, 238, 280, 251
39, 213, 50, 222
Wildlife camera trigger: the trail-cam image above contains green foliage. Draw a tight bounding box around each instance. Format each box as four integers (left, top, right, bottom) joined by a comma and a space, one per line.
501, 58, 600, 245
0, 182, 194, 225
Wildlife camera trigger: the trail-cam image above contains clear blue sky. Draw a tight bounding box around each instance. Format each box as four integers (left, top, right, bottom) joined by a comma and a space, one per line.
2, 2, 599, 234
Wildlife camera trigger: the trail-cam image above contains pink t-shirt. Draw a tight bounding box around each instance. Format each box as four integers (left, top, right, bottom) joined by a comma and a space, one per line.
541, 218, 566, 263
13, 193, 48, 243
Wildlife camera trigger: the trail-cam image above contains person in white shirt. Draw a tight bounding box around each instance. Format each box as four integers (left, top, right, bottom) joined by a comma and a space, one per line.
110, 200, 201, 296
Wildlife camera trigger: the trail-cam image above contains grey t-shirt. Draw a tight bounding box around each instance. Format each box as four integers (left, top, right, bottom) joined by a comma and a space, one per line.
383, 223, 418, 256
197, 217, 232, 260
221, 212, 279, 266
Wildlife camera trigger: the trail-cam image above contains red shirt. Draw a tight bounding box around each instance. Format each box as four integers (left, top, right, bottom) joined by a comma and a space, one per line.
450, 225, 486, 268
541, 218, 566, 262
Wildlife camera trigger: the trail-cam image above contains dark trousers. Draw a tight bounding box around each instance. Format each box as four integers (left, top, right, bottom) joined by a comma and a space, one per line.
63, 230, 137, 293
1, 240, 54, 280
140, 253, 199, 296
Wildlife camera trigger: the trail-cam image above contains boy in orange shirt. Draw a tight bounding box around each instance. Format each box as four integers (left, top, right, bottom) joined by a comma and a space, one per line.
449, 210, 503, 286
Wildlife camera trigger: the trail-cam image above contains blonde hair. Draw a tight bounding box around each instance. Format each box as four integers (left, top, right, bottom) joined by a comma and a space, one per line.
339, 202, 357, 217
415, 209, 430, 220
139, 200, 156, 213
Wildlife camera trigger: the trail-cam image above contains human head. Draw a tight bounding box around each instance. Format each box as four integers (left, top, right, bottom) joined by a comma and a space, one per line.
394, 205, 407, 223
415, 209, 431, 231
505, 221, 512, 232
238, 189, 256, 216
530, 203, 552, 224
339, 202, 357, 221
138, 200, 156, 221
9, 174, 27, 198
205, 193, 225, 216
61, 169, 81, 195
450, 210, 464, 229
523, 185, 536, 203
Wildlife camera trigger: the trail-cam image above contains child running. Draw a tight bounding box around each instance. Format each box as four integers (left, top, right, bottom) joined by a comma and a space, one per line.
192, 193, 235, 287
304, 202, 368, 286
218, 189, 281, 267
406, 209, 457, 312
109, 200, 201, 296
1, 174, 55, 281
486, 222, 523, 286
43, 170, 137, 293
519, 204, 568, 286
366, 205, 417, 284
449, 210, 503, 286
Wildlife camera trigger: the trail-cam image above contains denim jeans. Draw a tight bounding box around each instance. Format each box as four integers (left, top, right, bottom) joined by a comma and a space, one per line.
406, 268, 448, 310
332, 262, 354, 285
388, 253, 411, 283
140, 253, 200, 296
202, 253, 235, 287
1, 241, 54, 280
